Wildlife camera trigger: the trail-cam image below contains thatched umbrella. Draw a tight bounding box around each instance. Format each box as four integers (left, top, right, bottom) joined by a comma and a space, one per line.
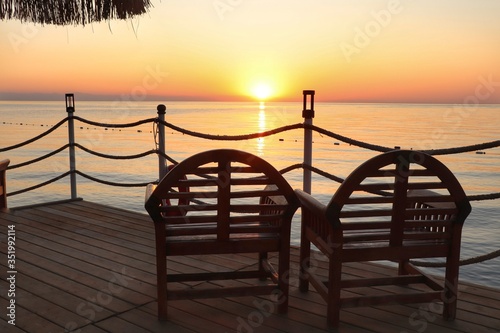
0, 0, 152, 26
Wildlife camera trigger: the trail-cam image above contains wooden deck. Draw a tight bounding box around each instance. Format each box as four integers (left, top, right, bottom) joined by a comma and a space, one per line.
1, 200, 499, 333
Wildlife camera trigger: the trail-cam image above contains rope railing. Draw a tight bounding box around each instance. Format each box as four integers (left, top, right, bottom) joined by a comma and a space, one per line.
156, 118, 305, 141
8, 144, 70, 169
73, 116, 156, 128
7, 171, 72, 196
74, 143, 157, 160
157, 150, 179, 165
305, 123, 500, 155
3, 114, 499, 200
0, 117, 68, 152
74, 170, 152, 187
411, 249, 500, 268
1, 99, 499, 268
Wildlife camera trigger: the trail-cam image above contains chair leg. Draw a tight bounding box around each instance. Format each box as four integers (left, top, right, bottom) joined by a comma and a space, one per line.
398, 259, 409, 276
277, 287, 289, 314
327, 256, 342, 329
299, 231, 311, 292
277, 241, 290, 314
259, 252, 268, 281
157, 259, 168, 320
443, 262, 459, 320
443, 232, 461, 320
154, 225, 168, 320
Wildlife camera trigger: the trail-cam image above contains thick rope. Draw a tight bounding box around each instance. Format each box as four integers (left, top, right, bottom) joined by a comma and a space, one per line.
74, 143, 156, 160
302, 163, 345, 184
157, 151, 178, 165
156, 119, 304, 141
306, 124, 500, 154
0, 117, 68, 152
3, 117, 499, 202
279, 163, 303, 175
3, 117, 498, 156
75, 170, 150, 187
411, 249, 500, 268
7, 171, 71, 196
73, 116, 156, 128
8, 144, 70, 169
306, 124, 392, 152
155, 120, 500, 155
421, 141, 500, 155
468, 192, 500, 201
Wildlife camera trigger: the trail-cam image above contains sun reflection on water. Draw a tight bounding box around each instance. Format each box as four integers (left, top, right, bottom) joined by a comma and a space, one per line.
256, 104, 267, 154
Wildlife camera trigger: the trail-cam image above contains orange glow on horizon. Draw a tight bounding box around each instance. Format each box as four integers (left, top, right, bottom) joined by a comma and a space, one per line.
0, 2, 499, 103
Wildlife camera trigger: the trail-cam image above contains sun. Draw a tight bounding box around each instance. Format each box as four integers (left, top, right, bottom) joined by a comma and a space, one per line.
252, 83, 273, 101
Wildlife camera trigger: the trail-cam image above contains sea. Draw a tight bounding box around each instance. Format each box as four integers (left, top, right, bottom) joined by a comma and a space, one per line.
1, 100, 499, 289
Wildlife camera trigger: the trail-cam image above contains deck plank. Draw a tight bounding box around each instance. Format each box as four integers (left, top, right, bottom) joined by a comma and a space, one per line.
1, 200, 500, 333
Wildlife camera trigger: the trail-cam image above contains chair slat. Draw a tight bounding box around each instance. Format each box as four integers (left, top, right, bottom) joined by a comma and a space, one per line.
345, 196, 394, 204
340, 209, 393, 218
166, 223, 282, 237
230, 190, 280, 199
408, 195, 455, 203
165, 191, 218, 199
341, 221, 392, 230
230, 214, 284, 224
343, 231, 391, 243
163, 214, 218, 224
187, 165, 261, 175
403, 232, 451, 240
231, 177, 271, 186
404, 220, 452, 228
365, 168, 436, 177
407, 182, 446, 190
230, 204, 288, 213
160, 204, 217, 213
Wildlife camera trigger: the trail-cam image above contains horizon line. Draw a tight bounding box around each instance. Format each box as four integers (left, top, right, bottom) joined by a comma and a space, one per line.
0, 92, 499, 106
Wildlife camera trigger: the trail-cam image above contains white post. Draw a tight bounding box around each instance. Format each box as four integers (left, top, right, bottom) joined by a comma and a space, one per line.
66, 94, 77, 199
302, 90, 315, 194
157, 104, 167, 181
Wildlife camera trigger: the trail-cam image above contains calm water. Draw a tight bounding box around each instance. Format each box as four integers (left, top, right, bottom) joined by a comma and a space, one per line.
1, 100, 499, 288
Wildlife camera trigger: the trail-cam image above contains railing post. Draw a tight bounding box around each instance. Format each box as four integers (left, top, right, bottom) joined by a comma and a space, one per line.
157, 104, 167, 181
65, 94, 77, 199
302, 90, 315, 194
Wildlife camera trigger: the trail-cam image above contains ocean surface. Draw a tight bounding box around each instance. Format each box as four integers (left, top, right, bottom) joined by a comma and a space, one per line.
1, 100, 499, 288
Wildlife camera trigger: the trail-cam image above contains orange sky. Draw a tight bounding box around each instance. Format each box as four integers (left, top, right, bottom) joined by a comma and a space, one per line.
1, 1, 500, 103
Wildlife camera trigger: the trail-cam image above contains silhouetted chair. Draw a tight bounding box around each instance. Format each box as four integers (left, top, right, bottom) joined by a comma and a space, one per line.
145, 149, 298, 320
0, 159, 10, 210
296, 150, 471, 328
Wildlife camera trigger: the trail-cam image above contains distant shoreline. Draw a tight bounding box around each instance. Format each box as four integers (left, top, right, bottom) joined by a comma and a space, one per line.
3, 92, 500, 105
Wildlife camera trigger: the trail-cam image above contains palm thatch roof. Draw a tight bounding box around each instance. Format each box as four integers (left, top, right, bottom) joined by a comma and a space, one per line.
0, 0, 152, 26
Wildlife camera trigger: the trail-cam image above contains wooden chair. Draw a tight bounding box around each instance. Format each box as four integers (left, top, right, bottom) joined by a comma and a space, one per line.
0, 159, 10, 210
145, 149, 298, 320
296, 150, 471, 328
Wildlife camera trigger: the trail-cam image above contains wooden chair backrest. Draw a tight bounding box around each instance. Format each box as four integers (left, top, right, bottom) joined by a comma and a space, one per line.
325, 150, 471, 247
145, 149, 298, 241
0, 159, 10, 209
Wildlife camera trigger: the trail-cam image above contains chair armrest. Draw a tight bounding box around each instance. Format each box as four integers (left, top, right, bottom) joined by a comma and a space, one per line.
145, 183, 157, 204
0, 159, 9, 171
0, 159, 10, 209
294, 189, 327, 217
